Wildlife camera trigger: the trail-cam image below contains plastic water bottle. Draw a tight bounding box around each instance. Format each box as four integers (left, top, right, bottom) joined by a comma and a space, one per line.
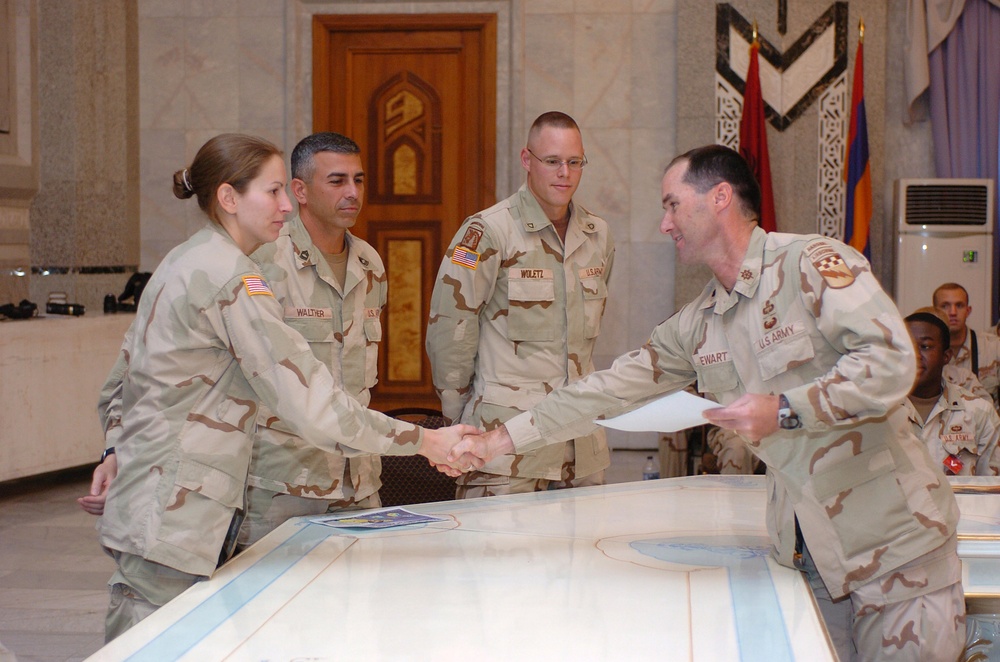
642, 455, 660, 480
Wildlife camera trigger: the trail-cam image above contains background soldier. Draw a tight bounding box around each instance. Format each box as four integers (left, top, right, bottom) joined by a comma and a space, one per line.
236, 132, 390, 548
903, 308, 1000, 477
427, 111, 614, 498
933, 282, 1000, 410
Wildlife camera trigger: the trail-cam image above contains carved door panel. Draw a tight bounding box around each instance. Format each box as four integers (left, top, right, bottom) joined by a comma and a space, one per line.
313, 14, 496, 412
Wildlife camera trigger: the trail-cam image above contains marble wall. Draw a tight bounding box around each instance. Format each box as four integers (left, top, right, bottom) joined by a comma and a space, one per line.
28, 0, 140, 313
0, 0, 37, 306
136, 0, 287, 272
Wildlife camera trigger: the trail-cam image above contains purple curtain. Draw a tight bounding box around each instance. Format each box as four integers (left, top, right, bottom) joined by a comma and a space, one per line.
928, 0, 1000, 324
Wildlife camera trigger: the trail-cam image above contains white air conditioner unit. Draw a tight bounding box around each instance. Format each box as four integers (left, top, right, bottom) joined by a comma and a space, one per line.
893, 178, 994, 331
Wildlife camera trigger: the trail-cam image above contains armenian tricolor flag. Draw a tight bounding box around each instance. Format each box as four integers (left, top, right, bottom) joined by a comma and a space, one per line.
844, 24, 872, 259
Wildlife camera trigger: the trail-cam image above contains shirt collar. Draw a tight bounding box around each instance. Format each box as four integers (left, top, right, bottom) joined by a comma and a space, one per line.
286, 216, 373, 272
706, 225, 766, 314
515, 184, 597, 235
939, 380, 966, 411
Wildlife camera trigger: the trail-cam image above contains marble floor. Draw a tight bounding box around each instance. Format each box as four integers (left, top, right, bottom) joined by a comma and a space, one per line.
0, 450, 657, 662
0, 467, 114, 662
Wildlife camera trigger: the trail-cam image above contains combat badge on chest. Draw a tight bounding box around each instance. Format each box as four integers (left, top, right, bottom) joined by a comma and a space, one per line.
762, 299, 777, 331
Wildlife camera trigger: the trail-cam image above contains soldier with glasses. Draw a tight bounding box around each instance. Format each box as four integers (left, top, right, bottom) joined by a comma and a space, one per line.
427, 111, 615, 498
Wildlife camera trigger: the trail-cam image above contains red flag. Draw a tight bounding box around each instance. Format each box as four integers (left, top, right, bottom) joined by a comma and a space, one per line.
739, 41, 777, 232
844, 39, 872, 259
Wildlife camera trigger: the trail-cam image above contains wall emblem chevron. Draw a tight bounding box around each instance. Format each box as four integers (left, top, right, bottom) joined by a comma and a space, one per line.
716, 3, 848, 131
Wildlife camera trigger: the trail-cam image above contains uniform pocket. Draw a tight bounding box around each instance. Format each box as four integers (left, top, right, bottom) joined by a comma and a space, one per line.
363, 318, 381, 387
284, 316, 337, 377
580, 276, 608, 339
363, 317, 383, 343
756, 325, 814, 382
285, 317, 335, 343
508, 277, 556, 341
940, 435, 977, 457
156, 459, 247, 565
694, 361, 739, 396
478, 382, 544, 430
812, 447, 919, 558
481, 381, 546, 410
174, 459, 245, 508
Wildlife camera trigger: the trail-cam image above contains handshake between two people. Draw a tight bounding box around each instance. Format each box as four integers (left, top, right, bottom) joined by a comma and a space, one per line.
78, 424, 522, 517
421, 424, 517, 477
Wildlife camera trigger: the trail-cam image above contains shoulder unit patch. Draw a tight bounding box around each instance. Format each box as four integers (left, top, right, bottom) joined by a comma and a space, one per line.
459, 223, 485, 252
805, 242, 855, 289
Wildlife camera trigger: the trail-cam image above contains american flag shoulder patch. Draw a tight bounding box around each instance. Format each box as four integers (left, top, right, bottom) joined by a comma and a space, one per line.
451, 246, 480, 270
242, 275, 274, 297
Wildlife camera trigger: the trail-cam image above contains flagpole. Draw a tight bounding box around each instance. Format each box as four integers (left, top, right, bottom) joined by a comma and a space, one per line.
844, 16, 872, 260
739, 17, 776, 232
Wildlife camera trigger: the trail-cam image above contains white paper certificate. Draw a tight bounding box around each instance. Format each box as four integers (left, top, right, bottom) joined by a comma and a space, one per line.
594, 390, 723, 432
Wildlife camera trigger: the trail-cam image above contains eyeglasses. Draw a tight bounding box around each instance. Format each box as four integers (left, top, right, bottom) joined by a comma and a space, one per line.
527, 148, 588, 171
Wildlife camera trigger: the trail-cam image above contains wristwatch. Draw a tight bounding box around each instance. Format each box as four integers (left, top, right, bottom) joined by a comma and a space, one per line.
777, 394, 801, 430
100, 447, 116, 463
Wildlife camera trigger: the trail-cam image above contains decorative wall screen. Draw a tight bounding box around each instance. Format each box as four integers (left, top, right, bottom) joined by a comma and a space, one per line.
714, 3, 849, 237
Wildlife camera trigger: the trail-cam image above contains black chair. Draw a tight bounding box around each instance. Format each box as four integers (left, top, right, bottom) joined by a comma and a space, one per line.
379, 407, 458, 506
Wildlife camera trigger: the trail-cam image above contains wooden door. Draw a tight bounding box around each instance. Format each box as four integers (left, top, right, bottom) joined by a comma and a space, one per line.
313, 14, 496, 412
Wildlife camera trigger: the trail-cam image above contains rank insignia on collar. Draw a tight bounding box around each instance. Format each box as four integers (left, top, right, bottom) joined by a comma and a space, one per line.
740, 269, 753, 281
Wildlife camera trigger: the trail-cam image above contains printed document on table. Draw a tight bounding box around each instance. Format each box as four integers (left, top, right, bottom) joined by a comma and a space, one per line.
312, 507, 447, 529
594, 390, 723, 433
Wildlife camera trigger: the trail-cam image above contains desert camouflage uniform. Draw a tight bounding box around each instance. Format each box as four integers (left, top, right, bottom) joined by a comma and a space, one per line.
942, 364, 991, 403
704, 426, 759, 474
427, 184, 613, 496
97, 224, 423, 639
950, 327, 1000, 410
903, 379, 1000, 477
504, 227, 964, 661
237, 218, 386, 548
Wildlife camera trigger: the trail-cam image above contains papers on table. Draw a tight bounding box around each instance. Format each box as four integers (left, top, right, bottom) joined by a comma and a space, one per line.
312, 507, 447, 529
594, 390, 723, 433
